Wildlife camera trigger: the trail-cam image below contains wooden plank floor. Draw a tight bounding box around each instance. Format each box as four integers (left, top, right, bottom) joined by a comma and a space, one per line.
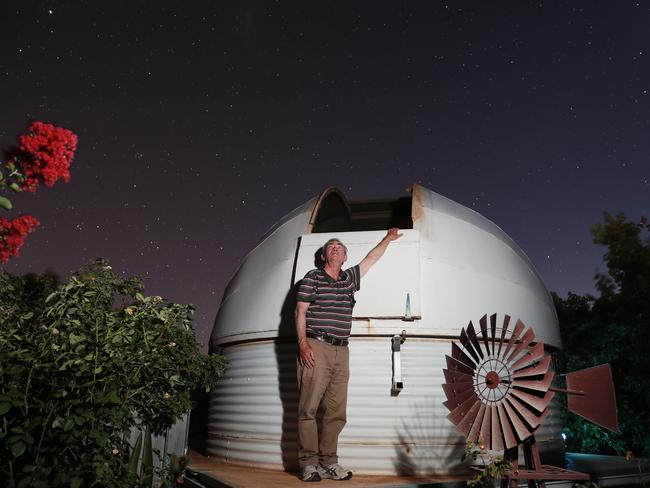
185, 450, 465, 488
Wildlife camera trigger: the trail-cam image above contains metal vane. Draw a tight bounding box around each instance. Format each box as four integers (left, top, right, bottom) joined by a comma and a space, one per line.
442, 314, 619, 488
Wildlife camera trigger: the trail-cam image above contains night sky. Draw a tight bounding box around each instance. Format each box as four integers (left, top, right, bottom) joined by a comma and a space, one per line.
1, 2, 648, 348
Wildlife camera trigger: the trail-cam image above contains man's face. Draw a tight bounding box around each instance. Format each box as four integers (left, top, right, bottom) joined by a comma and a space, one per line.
322, 240, 347, 266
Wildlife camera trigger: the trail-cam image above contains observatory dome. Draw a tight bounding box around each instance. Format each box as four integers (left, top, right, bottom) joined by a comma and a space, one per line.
207, 184, 563, 475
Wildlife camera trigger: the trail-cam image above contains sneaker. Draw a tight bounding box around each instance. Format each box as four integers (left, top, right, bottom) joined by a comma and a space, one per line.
301, 464, 321, 482
318, 463, 353, 480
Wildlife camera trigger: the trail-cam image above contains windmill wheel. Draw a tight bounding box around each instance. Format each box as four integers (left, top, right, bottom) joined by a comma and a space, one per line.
442, 314, 555, 451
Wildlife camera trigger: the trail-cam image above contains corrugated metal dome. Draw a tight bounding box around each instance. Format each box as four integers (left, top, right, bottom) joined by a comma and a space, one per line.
207, 184, 563, 475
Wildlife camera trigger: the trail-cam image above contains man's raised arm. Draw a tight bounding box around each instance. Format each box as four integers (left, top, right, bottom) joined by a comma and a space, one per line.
358, 228, 402, 278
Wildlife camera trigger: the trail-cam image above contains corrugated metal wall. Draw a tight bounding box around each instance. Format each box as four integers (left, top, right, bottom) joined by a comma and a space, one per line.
207, 338, 563, 475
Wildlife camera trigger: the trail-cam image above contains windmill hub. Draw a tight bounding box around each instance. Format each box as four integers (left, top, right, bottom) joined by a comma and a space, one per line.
473, 356, 513, 404
485, 371, 500, 388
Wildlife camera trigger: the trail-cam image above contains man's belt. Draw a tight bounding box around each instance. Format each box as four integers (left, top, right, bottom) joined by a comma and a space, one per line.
307, 331, 349, 347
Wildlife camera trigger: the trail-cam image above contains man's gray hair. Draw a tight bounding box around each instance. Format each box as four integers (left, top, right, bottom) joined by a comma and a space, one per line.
322, 238, 348, 255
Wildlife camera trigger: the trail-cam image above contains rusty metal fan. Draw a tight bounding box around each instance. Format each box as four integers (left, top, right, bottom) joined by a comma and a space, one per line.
443, 313, 619, 488
442, 314, 554, 451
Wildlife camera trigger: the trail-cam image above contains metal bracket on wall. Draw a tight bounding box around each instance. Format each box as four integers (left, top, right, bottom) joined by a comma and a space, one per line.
402, 293, 414, 321
391, 330, 407, 396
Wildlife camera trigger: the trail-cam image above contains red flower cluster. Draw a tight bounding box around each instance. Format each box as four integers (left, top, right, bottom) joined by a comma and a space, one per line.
19, 121, 78, 191
0, 215, 39, 263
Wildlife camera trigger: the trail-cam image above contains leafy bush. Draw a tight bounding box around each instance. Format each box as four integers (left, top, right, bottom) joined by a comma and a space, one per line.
0, 260, 227, 487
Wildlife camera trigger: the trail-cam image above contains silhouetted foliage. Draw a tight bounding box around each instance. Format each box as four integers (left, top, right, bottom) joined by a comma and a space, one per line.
554, 213, 650, 457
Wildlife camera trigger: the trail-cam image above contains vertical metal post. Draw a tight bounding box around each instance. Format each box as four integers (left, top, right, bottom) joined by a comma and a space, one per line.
391, 331, 406, 395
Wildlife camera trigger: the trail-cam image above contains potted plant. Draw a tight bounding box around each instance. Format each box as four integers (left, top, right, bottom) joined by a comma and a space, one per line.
463, 440, 512, 488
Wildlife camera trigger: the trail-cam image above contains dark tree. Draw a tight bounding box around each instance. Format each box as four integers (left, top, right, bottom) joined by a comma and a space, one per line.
554, 213, 650, 457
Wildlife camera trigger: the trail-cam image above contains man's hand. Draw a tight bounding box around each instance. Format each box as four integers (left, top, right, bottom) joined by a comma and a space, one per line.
299, 339, 315, 368
385, 227, 403, 241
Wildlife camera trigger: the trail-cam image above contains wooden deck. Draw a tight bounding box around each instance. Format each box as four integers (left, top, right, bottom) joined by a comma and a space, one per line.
183, 450, 466, 488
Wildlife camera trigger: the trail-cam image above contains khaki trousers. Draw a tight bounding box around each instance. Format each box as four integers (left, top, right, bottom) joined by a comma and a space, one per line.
297, 337, 350, 468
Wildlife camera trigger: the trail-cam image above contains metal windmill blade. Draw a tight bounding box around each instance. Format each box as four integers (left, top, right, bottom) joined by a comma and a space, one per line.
442, 314, 555, 451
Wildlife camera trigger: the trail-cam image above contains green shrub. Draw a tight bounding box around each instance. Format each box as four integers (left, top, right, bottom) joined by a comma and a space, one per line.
0, 259, 227, 487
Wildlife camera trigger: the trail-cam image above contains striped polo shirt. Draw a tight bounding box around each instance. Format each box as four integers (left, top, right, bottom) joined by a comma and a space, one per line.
297, 265, 361, 339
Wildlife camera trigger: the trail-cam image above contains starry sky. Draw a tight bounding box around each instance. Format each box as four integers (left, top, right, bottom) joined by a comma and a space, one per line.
1, 2, 648, 348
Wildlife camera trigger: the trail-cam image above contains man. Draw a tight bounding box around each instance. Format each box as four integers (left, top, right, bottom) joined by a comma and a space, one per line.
295, 228, 402, 482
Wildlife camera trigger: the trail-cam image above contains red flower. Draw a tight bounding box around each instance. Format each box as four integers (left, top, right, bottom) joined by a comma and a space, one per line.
0, 215, 39, 263
19, 121, 78, 191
